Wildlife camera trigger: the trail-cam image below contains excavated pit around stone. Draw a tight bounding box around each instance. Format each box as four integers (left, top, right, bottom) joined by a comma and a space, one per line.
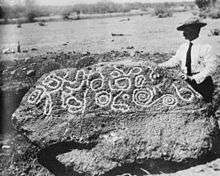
36, 139, 220, 176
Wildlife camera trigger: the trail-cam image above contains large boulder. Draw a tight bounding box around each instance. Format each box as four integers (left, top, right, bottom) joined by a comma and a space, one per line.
12, 60, 219, 175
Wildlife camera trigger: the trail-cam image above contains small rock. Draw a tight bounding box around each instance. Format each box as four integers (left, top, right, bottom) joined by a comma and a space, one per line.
31, 48, 38, 51
82, 51, 90, 56
10, 70, 16, 75
22, 49, 28, 53
24, 57, 31, 63
3, 48, 15, 54
111, 33, 125, 36
212, 163, 220, 171
126, 46, 134, 49
26, 70, 35, 76
209, 28, 220, 36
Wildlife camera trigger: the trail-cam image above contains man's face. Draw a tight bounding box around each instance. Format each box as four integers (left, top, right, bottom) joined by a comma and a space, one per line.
182, 26, 200, 41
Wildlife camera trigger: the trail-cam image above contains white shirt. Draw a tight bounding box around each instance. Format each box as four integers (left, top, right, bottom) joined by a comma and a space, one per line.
159, 38, 217, 84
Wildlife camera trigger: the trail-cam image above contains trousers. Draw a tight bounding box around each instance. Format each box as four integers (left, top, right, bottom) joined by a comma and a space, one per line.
186, 76, 214, 103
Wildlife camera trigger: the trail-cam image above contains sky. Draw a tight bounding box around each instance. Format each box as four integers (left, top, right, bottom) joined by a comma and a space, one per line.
9, 0, 194, 6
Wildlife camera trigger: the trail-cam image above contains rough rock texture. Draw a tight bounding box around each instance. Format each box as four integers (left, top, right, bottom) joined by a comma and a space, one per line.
155, 158, 220, 176
1, 81, 30, 133
12, 60, 219, 175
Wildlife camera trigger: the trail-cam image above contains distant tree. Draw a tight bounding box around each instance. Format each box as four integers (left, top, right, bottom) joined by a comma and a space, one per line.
210, 0, 217, 7
0, 0, 6, 19
76, 10, 80, 19
24, 0, 37, 22
62, 12, 71, 20
195, 0, 212, 10
0, 6, 5, 18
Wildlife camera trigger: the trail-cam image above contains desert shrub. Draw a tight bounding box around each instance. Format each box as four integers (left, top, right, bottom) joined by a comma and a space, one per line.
25, 10, 37, 22
154, 6, 173, 18
210, 28, 220, 36
198, 8, 220, 18
195, 0, 211, 10
198, 9, 209, 18
36, 60, 62, 78
62, 12, 71, 20
208, 8, 220, 18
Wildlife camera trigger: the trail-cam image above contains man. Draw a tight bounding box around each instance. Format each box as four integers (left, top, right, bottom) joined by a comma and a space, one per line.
158, 17, 217, 103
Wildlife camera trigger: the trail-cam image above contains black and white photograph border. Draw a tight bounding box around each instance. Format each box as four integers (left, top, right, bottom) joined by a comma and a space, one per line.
0, 0, 220, 176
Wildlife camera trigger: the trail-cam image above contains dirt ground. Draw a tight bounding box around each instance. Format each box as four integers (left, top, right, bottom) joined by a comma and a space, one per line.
0, 11, 220, 60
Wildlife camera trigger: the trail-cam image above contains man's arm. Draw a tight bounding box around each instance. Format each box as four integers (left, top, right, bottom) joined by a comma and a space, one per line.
191, 45, 217, 84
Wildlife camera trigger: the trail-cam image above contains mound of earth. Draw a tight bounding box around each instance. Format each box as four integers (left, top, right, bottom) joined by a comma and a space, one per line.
12, 59, 219, 176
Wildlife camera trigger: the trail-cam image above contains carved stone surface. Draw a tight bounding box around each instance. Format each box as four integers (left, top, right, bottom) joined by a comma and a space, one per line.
12, 60, 219, 175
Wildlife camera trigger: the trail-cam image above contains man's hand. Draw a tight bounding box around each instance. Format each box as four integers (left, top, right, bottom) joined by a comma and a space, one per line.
179, 73, 187, 80
179, 73, 194, 81
186, 75, 193, 80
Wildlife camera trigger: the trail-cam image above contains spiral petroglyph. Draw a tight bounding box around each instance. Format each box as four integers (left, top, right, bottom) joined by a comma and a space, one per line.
26, 62, 202, 116
162, 94, 177, 107
133, 88, 153, 107
95, 91, 112, 107
130, 66, 142, 75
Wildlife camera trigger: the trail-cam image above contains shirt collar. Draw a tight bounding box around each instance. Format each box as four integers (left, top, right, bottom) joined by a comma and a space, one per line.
189, 37, 200, 45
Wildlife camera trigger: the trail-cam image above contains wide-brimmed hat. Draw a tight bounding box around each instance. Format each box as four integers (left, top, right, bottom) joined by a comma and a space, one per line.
177, 17, 207, 31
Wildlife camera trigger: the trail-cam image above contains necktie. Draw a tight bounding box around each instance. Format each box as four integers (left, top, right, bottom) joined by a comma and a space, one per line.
185, 42, 193, 76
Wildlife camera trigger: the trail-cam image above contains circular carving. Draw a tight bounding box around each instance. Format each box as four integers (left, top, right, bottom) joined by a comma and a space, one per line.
42, 74, 64, 92
115, 77, 131, 90
162, 95, 177, 107
133, 88, 153, 106
66, 96, 84, 114
110, 70, 121, 78
28, 87, 45, 104
131, 67, 142, 75
179, 88, 194, 102
95, 91, 112, 107
122, 94, 130, 101
91, 79, 103, 91
135, 75, 145, 87
67, 97, 82, 107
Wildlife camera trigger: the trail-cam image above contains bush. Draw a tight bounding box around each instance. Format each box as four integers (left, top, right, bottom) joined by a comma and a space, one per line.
198, 9, 209, 18
208, 8, 220, 19
36, 60, 62, 78
210, 28, 220, 36
26, 10, 37, 22
154, 6, 173, 18
198, 8, 220, 19
195, 0, 211, 10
